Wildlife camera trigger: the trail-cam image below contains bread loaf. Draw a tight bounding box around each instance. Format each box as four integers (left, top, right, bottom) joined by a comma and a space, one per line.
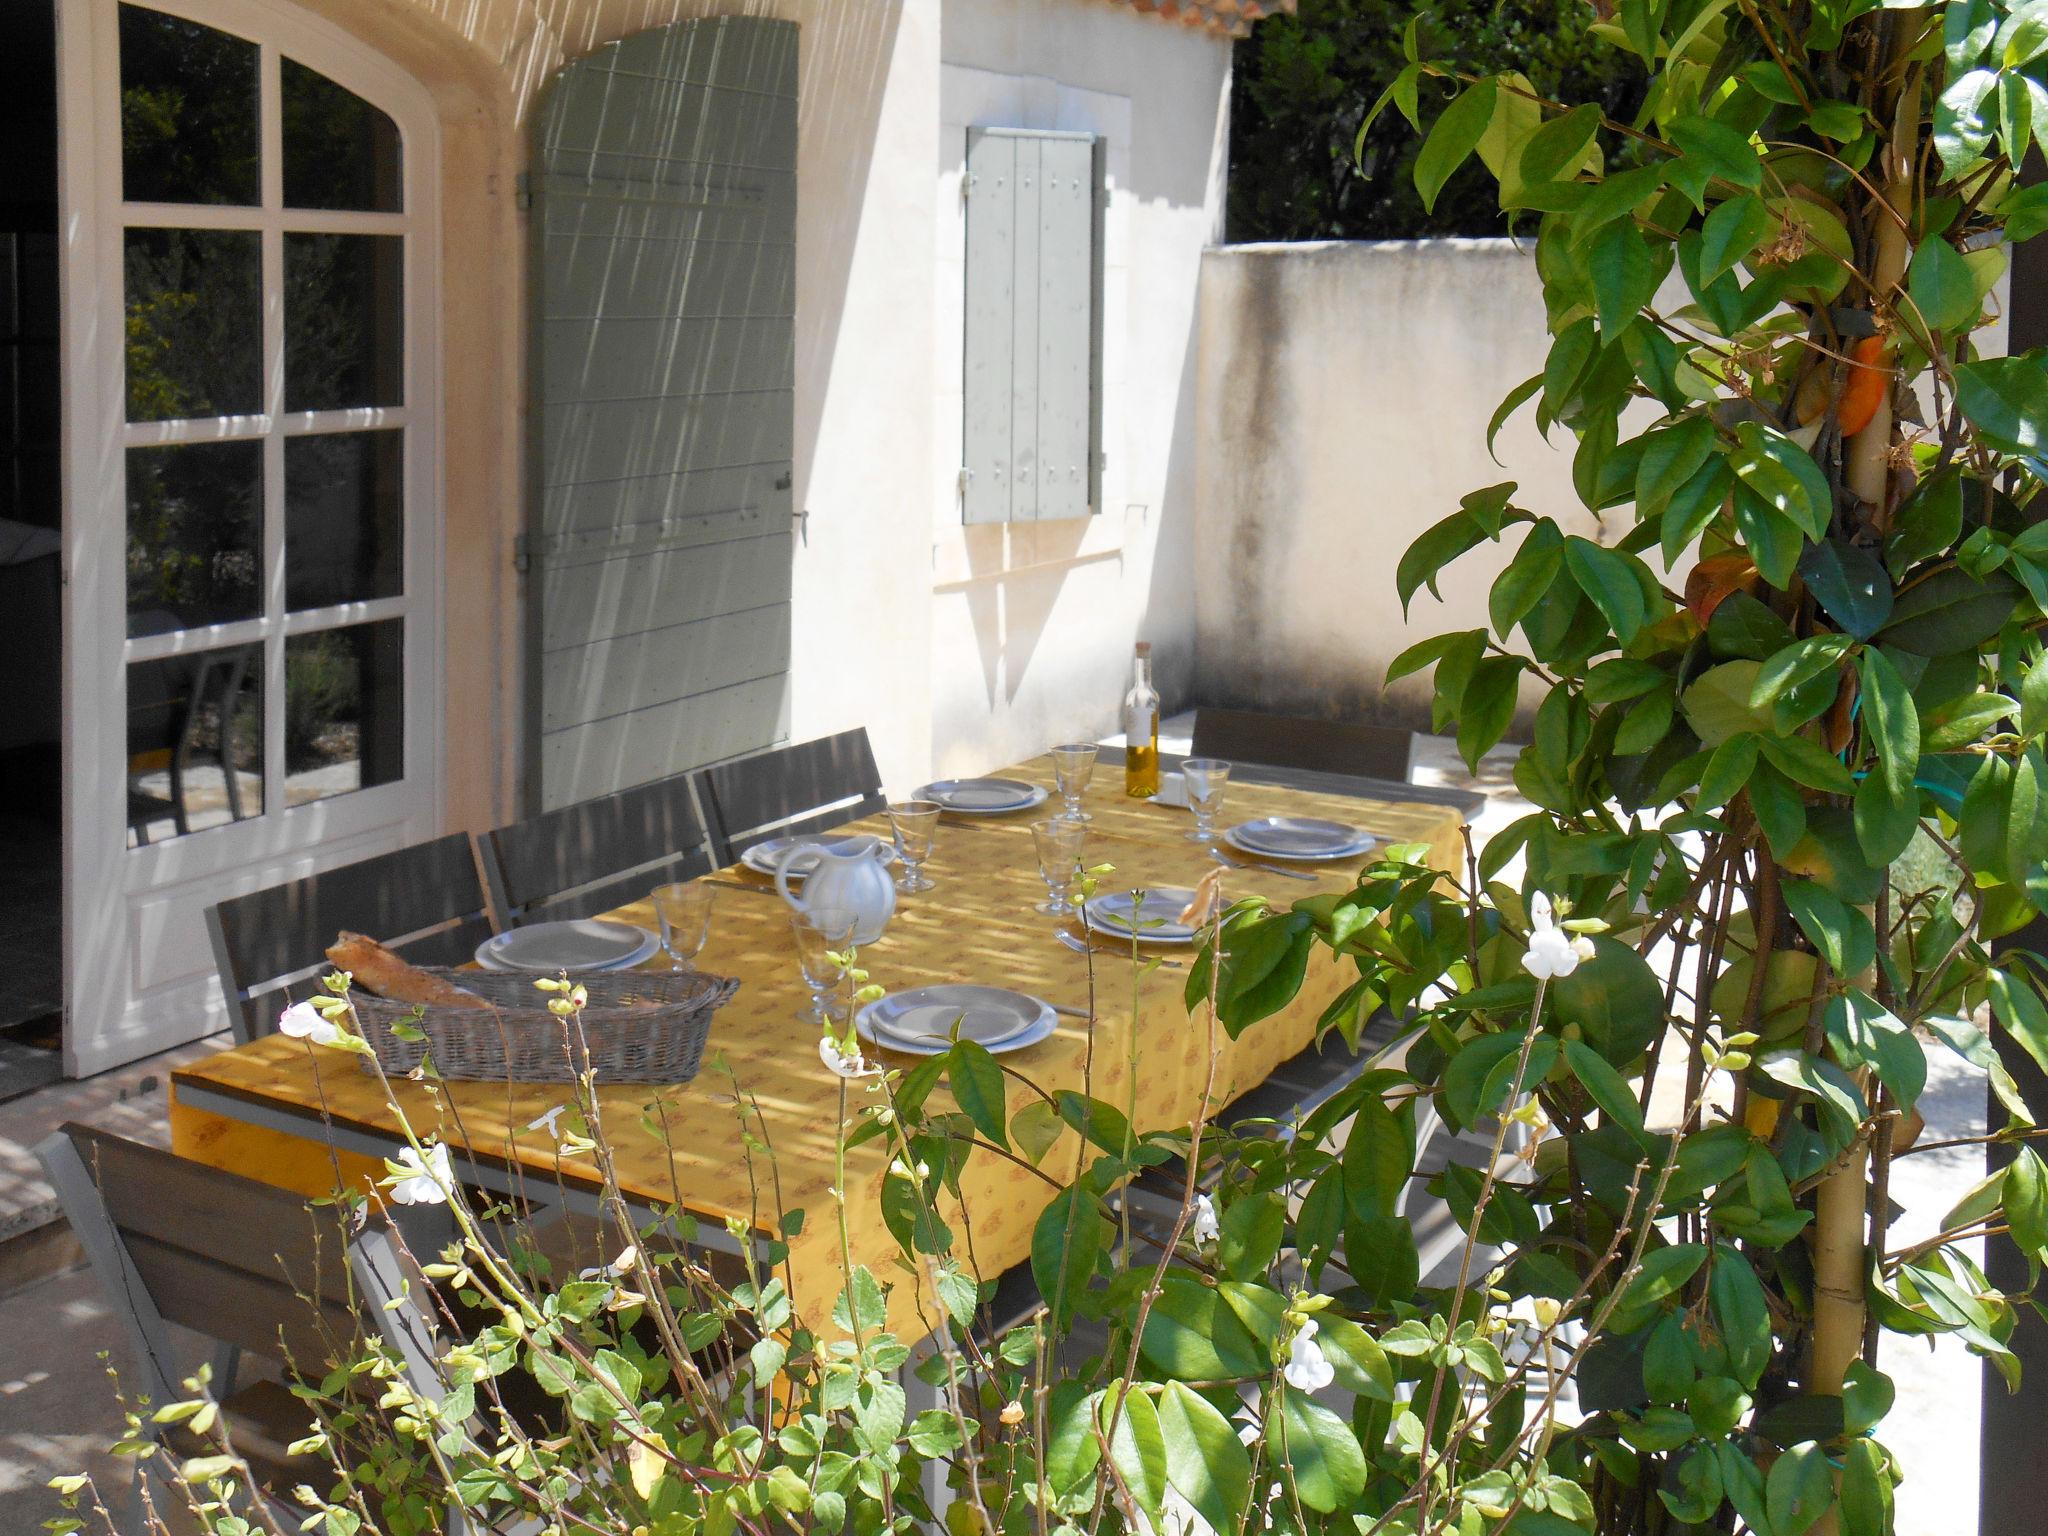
326, 932, 490, 1009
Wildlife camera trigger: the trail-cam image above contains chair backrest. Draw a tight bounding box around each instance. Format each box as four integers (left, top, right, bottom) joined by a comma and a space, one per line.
698, 728, 886, 861
37, 1125, 361, 1393
479, 771, 717, 927
207, 833, 492, 1044
1191, 708, 1414, 783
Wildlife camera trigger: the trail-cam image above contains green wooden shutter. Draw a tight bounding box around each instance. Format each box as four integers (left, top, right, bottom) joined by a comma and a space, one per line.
530, 18, 797, 809
962, 128, 1101, 525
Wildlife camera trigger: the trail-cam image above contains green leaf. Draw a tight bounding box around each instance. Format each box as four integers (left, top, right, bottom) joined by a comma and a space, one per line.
1553, 935, 1669, 1064
1610, 1243, 1709, 1330
1517, 103, 1605, 188
1141, 1274, 1267, 1380
1491, 521, 1566, 637
946, 1040, 1008, 1149
1709, 1244, 1773, 1387
1459, 656, 1525, 772
1683, 660, 1772, 744
1750, 633, 1853, 712
1731, 422, 1833, 541
1936, 67, 1999, 176
1316, 1316, 1396, 1400
1475, 70, 1543, 207
1799, 539, 1892, 639
1416, 80, 1500, 213
1875, 565, 2020, 655
1781, 878, 1876, 976
1733, 485, 1801, 588
1842, 1360, 1896, 1436
1989, 967, 2048, 1078
1586, 217, 1662, 339
1708, 592, 1794, 661
1217, 1192, 1285, 1281
1908, 237, 1981, 333
1277, 1390, 1368, 1514
1488, 373, 1545, 461
1102, 1387, 1169, 1518
2007, 1146, 2048, 1256
1397, 506, 1495, 612
1856, 647, 1921, 862
1666, 115, 1763, 208
1698, 733, 1761, 811
1766, 1442, 1835, 1536
1955, 354, 2048, 457
1032, 1187, 1107, 1325
1887, 469, 1964, 575
1564, 536, 1648, 644
1636, 415, 1719, 531
1841, 1437, 1896, 1536
1698, 193, 1774, 287
1158, 1383, 1251, 1536
1044, 1384, 1103, 1493
1343, 1091, 1415, 1221
1563, 1038, 1651, 1146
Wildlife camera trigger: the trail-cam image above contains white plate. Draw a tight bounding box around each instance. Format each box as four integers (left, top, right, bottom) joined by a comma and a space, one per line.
856, 986, 1058, 1056
1082, 889, 1201, 945
914, 777, 1050, 815
741, 834, 899, 882
475, 920, 658, 973
1224, 817, 1377, 863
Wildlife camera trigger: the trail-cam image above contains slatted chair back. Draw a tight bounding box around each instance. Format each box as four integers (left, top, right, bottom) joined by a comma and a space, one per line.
38, 1125, 361, 1392
479, 772, 717, 927
1190, 708, 1414, 783
698, 728, 886, 862
207, 833, 493, 1044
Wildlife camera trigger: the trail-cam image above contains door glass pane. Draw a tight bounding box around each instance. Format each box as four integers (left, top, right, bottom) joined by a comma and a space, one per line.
126, 439, 261, 635
118, 5, 259, 206
281, 58, 402, 213
124, 228, 261, 421
285, 620, 403, 806
284, 234, 403, 411
126, 645, 263, 847
285, 430, 401, 610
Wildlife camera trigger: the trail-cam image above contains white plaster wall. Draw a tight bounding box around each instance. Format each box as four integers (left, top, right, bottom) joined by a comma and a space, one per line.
923, 0, 1229, 786
1193, 239, 1610, 728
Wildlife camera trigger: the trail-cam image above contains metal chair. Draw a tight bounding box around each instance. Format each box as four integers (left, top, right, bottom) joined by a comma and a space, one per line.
478, 771, 717, 927
206, 833, 493, 1044
35, 1124, 463, 1531
697, 727, 886, 863
1190, 707, 1415, 783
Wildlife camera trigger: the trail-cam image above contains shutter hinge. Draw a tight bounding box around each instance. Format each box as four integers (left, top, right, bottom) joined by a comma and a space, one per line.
513, 534, 533, 574
794, 508, 811, 545
957, 467, 972, 499
514, 172, 534, 212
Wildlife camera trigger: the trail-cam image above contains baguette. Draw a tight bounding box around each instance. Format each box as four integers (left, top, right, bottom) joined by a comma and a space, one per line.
326, 931, 489, 1009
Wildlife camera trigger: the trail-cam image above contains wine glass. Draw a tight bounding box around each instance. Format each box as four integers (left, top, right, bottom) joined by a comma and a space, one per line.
1183, 758, 1232, 844
888, 799, 941, 893
1031, 818, 1088, 917
650, 882, 714, 972
1050, 743, 1099, 824
792, 906, 858, 1025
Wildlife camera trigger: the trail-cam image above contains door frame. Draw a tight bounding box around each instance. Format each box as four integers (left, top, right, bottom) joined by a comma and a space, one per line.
57, 0, 445, 1076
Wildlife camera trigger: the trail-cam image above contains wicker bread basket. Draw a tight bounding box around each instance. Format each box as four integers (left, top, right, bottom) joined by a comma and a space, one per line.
350, 967, 738, 1084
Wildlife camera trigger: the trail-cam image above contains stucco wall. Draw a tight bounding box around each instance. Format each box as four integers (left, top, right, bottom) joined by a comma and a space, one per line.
1192, 239, 1609, 729
292, 0, 1220, 813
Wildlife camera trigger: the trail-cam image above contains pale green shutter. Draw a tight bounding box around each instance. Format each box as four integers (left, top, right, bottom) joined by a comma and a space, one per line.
530, 18, 797, 809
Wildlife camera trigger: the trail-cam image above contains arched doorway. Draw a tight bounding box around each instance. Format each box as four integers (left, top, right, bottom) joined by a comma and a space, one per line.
57, 0, 442, 1073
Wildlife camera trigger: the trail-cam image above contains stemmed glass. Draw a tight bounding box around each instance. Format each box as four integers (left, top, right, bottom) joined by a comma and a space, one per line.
650, 882, 714, 972
792, 906, 858, 1025
1183, 758, 1232, 844
1050, 743, 1099, 824
1031, 818, 1088, 917
888, 799, 941, 893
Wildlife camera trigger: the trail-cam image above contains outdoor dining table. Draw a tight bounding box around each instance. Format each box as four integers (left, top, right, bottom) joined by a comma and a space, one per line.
168, 754, 1468, 1350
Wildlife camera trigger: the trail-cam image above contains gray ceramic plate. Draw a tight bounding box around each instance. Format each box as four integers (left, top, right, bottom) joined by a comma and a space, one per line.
476, 920, 657, 973
1082, 889, 1201, 945
1224, 816, 1377, 862
914, 778, 1050, 814
856, 985, 1056, 1056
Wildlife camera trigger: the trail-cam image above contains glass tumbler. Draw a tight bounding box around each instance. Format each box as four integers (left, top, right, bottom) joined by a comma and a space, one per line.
1050, 742, 1099, 824
650, 882, 714, 972
1183, 758, 1233, 844
1031, 817, 1088, 917
887, 799, 941, 893
792, 906, 858, 1025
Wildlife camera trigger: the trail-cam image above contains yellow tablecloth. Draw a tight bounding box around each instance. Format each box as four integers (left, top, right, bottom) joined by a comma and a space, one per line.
172, 757, 1463, 1343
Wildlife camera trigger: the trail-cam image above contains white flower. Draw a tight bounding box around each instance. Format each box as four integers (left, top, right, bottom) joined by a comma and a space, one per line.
1521, 891, 1595, 980
526, 1104, 570, 1141
277, 1000, 341, 1045
579, 1244, 639, 1281
1282, 1318, 1336, 1393
386, 1143, 451, 1206
819, 1034, 876, 1080
1188, 1193, 1220, 1246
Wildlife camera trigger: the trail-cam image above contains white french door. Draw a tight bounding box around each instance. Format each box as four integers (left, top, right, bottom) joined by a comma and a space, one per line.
58, 0, 441, 1075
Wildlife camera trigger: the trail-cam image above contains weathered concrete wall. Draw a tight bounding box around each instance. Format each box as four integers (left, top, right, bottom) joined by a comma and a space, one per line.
1192, 239, 1609, 729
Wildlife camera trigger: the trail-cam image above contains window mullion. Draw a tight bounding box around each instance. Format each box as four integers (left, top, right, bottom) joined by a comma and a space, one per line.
259, 37, 286, 817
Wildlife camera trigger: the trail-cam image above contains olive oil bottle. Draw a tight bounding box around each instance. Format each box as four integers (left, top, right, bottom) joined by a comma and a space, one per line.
1123, 642, 1161, 798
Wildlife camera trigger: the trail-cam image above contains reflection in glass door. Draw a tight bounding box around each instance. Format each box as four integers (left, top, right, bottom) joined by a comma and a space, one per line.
61, 0, 438, 1073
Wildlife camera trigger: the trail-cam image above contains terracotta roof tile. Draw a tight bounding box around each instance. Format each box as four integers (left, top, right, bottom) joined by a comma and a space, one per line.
1100, 0, 1298, 39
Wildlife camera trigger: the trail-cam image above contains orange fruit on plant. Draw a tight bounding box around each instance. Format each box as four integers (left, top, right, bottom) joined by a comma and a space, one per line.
1837, 335, 1891, 437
